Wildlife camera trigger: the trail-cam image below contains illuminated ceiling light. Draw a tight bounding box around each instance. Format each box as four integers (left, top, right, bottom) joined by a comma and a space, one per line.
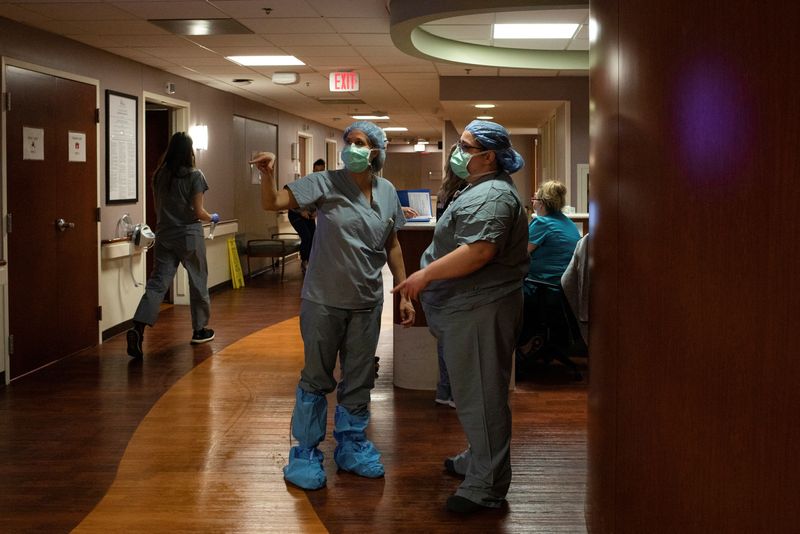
226, 55, 305, 66
474, 104, 496, 109
476, 115, 494, 120
493, 23, 579, 39
351, 114, 390, 120
413, 143, 425, 152
382, 127, 408, 132
416, 139, 430, 144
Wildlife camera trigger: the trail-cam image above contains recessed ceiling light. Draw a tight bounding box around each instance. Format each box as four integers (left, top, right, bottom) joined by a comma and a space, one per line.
382, 127, 408, 132
476, 115, 494, 120
474, 104, 496, 109
149, 18, 253, 36
351, 115, 390, 120
493, 23, 579, 40
413, 143, 425, 152
226, 55, 305, 66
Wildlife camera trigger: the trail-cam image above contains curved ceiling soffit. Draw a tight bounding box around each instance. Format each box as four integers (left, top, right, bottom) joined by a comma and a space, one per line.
389, 0, 590, 71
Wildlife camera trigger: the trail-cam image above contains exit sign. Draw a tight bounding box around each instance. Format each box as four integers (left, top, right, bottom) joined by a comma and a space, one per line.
329, 71, 360, 92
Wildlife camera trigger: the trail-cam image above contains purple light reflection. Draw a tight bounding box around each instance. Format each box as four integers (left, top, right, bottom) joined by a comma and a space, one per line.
675, 60, 751, 185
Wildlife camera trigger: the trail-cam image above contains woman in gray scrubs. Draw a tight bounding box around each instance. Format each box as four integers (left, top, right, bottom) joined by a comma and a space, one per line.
126, 132, 218, 358
251, 121, 415, 491
394, 120, 528, 514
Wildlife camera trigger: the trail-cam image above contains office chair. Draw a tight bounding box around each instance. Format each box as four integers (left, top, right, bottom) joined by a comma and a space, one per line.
517, 279, 587, 381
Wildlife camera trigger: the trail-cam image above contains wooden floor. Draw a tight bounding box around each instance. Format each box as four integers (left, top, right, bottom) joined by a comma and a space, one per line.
0, 261, 588, 533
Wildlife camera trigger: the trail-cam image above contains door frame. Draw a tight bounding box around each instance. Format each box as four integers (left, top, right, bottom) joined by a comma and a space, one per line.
325, 138, 338, 170
298, 131, 313, 178
142, 92, 191, 304
1, 57, 101, 383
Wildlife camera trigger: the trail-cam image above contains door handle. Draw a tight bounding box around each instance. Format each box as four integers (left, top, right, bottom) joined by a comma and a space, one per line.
55, 218, 75, 231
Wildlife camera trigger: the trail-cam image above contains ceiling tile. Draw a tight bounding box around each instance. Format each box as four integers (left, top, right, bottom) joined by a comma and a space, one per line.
340, 33, 394, 47
239, 17, 334, 34
373, 65, 437, 74
111, 1, 228, 20
137, 45, 221, 58
65, 19, 171, 35
281, 46, 360, 58
186, 34, 274, 48
67, 34, 190, 48
17, 2, 135, 20
305, 0, 388, 18
265, 33, 348, 47
209, 45, 286, 55
211, 0, 319, 18
326, 18, 389, 34
0, 3, 49, 24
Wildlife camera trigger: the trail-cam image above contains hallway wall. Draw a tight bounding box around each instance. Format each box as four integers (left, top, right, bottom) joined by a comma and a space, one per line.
588, 1, 800, 532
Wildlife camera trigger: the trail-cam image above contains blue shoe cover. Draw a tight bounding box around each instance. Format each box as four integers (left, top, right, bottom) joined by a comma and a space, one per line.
283, 446, 326, 490
333, 405, 384, 478
334, 438, 385, 478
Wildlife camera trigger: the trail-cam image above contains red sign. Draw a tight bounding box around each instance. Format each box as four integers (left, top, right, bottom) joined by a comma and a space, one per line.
329, 71, 360, 92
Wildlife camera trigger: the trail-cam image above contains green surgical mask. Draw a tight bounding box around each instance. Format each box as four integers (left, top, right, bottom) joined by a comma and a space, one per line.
449, 146, 488, 179
341, 144, 373, 173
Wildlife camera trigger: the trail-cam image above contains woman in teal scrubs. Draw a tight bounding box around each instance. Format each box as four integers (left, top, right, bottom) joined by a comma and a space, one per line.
393, 120, 529, 514
251, 121, 415, 491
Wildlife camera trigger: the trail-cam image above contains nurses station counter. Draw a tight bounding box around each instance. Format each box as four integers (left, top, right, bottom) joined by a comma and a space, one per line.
393, 220, 438, 390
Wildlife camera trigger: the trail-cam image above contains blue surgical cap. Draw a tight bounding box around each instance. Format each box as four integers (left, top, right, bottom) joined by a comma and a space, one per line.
343, 121, 387, 172
465, 120, 525, 174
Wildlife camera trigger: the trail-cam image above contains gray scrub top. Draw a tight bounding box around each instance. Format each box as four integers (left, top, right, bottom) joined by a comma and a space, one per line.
420, 171, 528, 311
153, 166, 208, 239
286, 169, 405, 309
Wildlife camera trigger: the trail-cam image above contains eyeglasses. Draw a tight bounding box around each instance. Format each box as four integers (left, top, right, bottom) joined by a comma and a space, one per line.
458, 141, 483, 152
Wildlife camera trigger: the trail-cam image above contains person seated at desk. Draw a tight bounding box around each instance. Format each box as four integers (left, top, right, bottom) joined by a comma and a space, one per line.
519, 181, 581, 350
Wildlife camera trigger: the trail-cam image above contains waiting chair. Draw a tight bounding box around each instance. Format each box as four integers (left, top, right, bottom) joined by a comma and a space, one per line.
517, 279, 588, 380
245, 232, 301, 282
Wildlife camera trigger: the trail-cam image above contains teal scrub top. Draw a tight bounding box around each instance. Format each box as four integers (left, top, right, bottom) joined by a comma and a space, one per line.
420, 172, 529, 312
153, 166, 207, 239
527, 211, 581, 287
286, 169, 405, 309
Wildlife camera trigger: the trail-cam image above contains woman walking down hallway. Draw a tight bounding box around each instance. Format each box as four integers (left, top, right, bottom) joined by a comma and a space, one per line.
126, 132, 219, 358
250, 121, 415, 491
393, 120, 528, 514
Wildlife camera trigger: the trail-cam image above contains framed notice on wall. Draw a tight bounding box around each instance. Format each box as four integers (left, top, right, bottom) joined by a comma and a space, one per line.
105, 90, 138, 203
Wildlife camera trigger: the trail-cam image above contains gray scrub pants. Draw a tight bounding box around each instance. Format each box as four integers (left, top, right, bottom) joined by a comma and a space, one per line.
424, 289, 523, 507
133, 231, 210, 331
298, 299, 382, 415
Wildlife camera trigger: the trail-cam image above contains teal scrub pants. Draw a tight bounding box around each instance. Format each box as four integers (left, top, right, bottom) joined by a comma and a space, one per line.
298, 299, 382, 415
424, 289, 523, 507
134, 231, 210, 331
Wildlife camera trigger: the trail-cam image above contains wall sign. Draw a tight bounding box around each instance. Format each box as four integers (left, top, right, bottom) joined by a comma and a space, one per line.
105, 90, 138, 203
68, 131, 86, 162
329, 71, 359, 92
22, 126, 44, 160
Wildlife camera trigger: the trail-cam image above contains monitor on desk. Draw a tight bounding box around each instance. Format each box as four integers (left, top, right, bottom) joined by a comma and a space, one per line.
397, 189, 432, 222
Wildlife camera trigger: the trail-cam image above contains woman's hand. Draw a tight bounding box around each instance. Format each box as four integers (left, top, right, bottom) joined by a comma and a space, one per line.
401, 206, 419, 219
398, 296, 416, 327
392, 268, 430, 302
249, 151, 275, 178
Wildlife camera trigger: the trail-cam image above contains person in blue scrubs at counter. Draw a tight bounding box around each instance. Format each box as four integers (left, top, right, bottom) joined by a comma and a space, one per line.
250, 121, 416, 491
393, 120, 529, 514
518, 181, 581, 352
126, 132, 218, 359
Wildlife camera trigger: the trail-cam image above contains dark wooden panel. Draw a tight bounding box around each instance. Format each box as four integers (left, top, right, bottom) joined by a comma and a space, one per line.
589, 1, 800, 532
55, 75, 98, 357
393, 227, 433, 327
6, 66, 61, 378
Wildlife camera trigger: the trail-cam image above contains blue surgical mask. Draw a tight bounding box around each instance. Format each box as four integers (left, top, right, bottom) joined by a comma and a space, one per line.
341, 144, 373, 173
449, 146, 488, 179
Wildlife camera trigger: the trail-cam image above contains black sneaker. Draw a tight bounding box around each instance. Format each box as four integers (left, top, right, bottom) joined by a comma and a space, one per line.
126, 328, 143, 358
191, 328, 215, 344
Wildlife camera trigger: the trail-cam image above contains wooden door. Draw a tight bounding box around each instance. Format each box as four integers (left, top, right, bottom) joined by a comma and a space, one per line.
5, 65, 98, 379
